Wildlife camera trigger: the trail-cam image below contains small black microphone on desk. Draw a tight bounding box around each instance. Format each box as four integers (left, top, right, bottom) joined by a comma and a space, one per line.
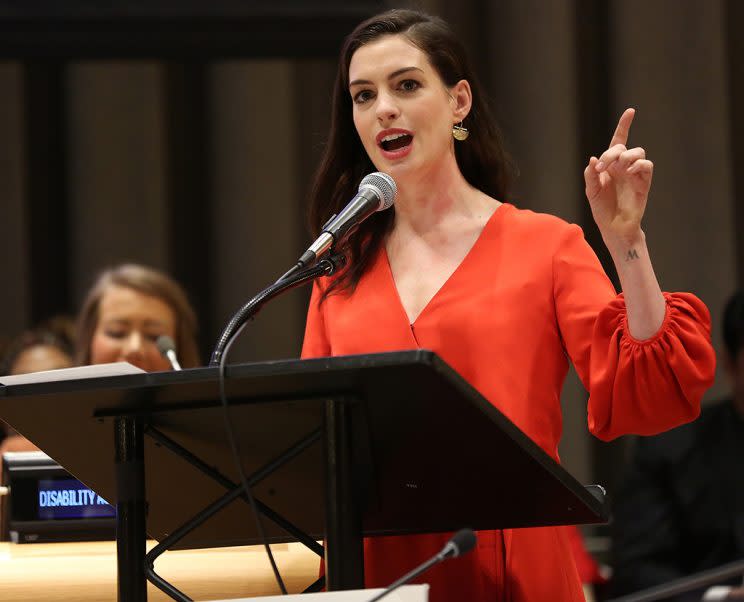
367, 528, 477, 602
156, 335, 182, 371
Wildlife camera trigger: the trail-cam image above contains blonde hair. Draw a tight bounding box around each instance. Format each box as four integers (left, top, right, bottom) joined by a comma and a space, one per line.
75, 264, 200, 368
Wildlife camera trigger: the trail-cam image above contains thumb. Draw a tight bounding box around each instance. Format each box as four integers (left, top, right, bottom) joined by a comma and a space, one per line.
584, 156, 602, 199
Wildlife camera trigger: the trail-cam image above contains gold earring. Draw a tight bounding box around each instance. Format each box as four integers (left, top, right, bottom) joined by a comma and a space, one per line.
452, 121, 469, 141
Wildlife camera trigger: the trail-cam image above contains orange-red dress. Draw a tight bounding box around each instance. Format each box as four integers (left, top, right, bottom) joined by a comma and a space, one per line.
301, 203, 716, 601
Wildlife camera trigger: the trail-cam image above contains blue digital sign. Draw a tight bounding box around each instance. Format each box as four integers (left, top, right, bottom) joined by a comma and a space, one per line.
37, 478, 116, 520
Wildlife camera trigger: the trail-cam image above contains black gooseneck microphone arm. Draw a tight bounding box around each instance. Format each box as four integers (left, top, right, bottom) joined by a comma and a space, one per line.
205, 252, 346, 597
209, 252, 346, 366
367, 528, 477, 602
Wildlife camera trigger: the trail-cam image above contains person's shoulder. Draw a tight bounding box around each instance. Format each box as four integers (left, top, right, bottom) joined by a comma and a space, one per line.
695, 398, 737, 438
499, 203, 581, 236
634, 399, 731, 463
499, 203, 584, 244
697, 398, 734, 421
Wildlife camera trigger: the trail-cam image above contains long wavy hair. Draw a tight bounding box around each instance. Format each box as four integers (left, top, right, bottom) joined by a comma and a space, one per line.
308, 9, 515, 299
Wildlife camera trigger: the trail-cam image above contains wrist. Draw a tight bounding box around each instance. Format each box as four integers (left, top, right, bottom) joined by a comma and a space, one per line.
602, 228, 646, 257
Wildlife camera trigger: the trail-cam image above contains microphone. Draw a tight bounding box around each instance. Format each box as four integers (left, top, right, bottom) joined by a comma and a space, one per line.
156, 335, 182, 371
367, 528, 477, 602
280, 172, 396, 281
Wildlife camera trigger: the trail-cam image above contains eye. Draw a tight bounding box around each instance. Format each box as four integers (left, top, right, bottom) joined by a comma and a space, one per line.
104, 330, 126, 339
352, 89, 374, 104
398, 79, 420, 93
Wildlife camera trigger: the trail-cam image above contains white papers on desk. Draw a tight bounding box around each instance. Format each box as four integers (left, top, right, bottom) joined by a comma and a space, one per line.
211, 585, 429, 602
0, 362, 145, 386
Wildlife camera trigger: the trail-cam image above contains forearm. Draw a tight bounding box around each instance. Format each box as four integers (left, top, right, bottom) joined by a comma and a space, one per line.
604, 229, 666, 340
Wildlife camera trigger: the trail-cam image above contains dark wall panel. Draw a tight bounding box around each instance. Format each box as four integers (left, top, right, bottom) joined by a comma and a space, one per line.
0, 62, 30, 338
66, 62, 169, 303
0, 1, 385, 58
164, 62, 213, 360
24, 62, 71, 322
727, 0, 744, 286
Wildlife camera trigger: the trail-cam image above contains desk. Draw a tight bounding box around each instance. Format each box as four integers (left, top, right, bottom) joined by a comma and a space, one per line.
0, 540, 320, 601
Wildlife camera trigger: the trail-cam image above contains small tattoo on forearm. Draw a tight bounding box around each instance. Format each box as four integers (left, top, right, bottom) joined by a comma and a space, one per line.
625, 249, 640, 261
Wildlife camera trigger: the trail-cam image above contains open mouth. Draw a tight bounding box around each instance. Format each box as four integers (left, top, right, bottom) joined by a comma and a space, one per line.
379, 133, 413, 152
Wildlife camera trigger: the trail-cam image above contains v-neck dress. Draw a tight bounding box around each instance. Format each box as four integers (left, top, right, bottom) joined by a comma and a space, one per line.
301, 203, 716, 601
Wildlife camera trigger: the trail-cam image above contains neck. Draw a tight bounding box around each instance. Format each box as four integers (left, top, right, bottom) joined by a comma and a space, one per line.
391, 156, 495, 234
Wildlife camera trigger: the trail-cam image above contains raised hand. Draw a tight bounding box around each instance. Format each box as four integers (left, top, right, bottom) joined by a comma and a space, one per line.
583, 108, 653, 245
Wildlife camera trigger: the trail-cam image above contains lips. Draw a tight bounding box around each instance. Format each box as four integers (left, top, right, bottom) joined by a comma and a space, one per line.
376, 128, 413, 159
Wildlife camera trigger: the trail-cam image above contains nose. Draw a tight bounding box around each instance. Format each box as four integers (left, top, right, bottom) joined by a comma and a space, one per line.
123, 331, 145, 362
375, 90, 400, 125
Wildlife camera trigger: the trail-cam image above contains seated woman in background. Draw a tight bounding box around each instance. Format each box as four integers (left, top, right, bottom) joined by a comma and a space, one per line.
75, 264, 200, 371
0, 316, 76, 454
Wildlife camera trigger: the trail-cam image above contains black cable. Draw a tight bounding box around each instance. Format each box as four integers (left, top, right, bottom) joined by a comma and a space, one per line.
218, 329, 287, 595
214, 254, 346, 596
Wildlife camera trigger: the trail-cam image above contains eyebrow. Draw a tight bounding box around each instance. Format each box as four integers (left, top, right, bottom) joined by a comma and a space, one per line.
349, 66, 424, 88
103, 318, 168, 329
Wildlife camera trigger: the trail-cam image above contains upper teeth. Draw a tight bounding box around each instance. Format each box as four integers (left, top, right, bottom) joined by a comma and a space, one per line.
381, 133, 408, 143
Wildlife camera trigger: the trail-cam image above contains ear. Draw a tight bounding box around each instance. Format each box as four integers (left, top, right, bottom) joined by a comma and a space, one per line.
449, 79, 472, 122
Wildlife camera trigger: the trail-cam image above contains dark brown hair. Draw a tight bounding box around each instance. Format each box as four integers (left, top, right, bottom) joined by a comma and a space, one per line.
0, 316, 76, 376
308, 9, 515, 298
75, 264, 200, 368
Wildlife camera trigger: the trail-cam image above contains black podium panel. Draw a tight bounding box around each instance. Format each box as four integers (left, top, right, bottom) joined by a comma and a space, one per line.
0, 350, 607, 550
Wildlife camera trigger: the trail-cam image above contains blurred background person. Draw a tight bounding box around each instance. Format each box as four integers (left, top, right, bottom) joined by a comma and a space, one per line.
0, 316, 76, 454
566, 525, 609, 602
609, 289, 744, 600
75, 263, 201, 371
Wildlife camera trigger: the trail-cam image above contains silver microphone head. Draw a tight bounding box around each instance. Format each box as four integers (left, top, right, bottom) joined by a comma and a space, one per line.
156, 335, 176, 356
156, 335, 182, 370
359, 172, 396, 211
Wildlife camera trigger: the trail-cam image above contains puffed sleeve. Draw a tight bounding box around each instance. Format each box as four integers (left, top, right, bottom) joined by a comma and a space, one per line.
553, 224, 716, 441
301, 279, 331, 358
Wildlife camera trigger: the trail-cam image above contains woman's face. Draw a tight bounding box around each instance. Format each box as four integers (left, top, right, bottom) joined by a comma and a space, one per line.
348, 34, 469, 181
89, 285, 176, 372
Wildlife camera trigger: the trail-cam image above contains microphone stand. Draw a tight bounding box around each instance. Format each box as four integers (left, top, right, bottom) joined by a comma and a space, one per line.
209, 252, 346, 366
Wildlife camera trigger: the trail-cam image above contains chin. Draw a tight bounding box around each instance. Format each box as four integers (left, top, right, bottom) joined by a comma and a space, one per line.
378, 157, 414, 174
385, 162, 423, 186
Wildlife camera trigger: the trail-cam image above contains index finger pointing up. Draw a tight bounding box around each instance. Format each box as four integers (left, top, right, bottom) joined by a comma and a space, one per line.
609, 107, 636, 147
